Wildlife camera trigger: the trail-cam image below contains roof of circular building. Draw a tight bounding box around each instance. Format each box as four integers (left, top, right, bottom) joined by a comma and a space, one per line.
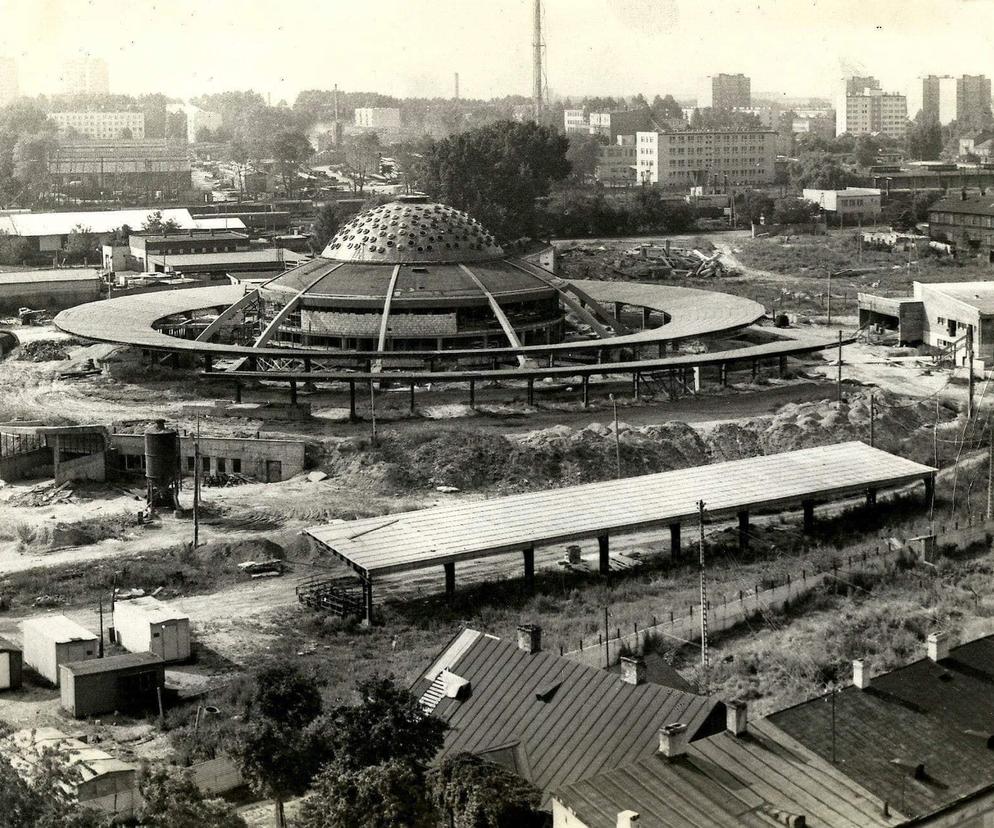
322, 198, 504, 264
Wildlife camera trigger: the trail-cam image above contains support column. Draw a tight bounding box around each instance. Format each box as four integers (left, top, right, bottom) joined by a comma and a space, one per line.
866, 488, 877, 508
670, 523, 681, 560
303, 355, 311, 372
444, 562, 455, 596
778, 356, 787, 377
409, 381, 415, 413
802, 500, 815, 534
633, 372, 640, 400
658, 341, 666, 358
527, 378, 535, 405
289, 380, 298, 405
362, 579, 374, 627
614, 302, 624, 322
523, 545, 535, 588
692, 366, 702, 392
738, 510, 749, 551
349, 381, 358, 423
582, 374, 590, 409
204, 354, 212, 373
234, 382, 242, 403
598, 534, 610, 574
923, 474, 935, 506
642, 307, 651, 329
469, 379, 476, 409
751, 360, 758, 381
720, 364, 728, 387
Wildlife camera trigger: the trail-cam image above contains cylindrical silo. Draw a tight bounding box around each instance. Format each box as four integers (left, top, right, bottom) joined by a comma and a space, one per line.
144, 419, 180, 508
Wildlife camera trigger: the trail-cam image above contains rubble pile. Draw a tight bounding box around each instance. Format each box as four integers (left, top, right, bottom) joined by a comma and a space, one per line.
559, 241, 738, 281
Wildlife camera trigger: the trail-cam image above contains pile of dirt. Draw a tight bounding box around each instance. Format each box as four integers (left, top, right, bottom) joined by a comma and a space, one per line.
192, 537, 284, 565
15, 340, 71, 362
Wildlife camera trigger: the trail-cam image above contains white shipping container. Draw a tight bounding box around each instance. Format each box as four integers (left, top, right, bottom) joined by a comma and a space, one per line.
21, 615, 98, 685
113, 596, 191, 662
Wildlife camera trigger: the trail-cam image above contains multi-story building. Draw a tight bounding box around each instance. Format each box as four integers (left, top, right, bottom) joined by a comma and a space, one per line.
732, 105, 780, 128
927, 192, 994, 261
0, 57, 18, 106
59, 57, 109, 96
920, 75, 957, 124
588, 109, 655, 141
354, 107, 401, 129
836, 78, 907, 138
698, 74, 751, 109
635, 128, 777, 187
51, 111, 145, 140
166, 104, 224, 143
957, 74, 992, 130
594, 136, 636, 186
563, 109, 587, 134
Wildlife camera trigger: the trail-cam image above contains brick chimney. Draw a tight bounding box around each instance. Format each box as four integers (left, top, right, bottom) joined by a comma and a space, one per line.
853, 659, 870, 689
617, 811, 640, 828
927, 632, 949, 662
658, 722, 688, 758
726, 699, 747, 736
620, 656, 646, 686
517, 624, 541, 654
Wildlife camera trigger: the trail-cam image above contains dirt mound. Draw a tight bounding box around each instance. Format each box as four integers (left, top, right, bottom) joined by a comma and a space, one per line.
193, 537, 283, 564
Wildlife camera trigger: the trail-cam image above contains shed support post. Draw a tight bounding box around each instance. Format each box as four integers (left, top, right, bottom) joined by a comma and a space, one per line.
721, 364, 728, 386
527, 378, 535, 405
204, 355, 212, 373
866, 488, 877, 508
409, 381, 415, 413
234, 382, 242, 403
469, 379, 476, 409
289, 380, 297, 406
633, 372, 640, 400
802, 500, 815, 533
614, 302, 624, 322
582, 375, 590, 408
598, 534, 610, 574
670, 523, 681, 560
659, 341, 666, 358
349, 381, 358, 423
362, 579, 374, 627
924, 474, 935, 507
778, 356, 787, 377
642, 307, 651, 329
738, 510, 749, 551
692, 366, 702, 392
752, 360, 758, 381
444, 562, 455, 596
523, 545, 535, 588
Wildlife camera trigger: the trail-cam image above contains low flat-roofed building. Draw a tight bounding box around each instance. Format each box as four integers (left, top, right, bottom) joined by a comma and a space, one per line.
47, 139, 192, 196
0, 269, 103, 312
128, 230, 250, 270
802, 187, 882, 223
2, 726, 137, 819
928, 192, 994, 261
0, 636, 22, 691
146, 248, 306, 275
21, 614, 98, 685
112, 596, 190, 662
59, 652, 165, 718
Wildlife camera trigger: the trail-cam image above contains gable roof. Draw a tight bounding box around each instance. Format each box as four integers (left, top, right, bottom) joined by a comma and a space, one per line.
418, 628, 722, 802
769, 633, 994, 820
929, 195, 994, 217
554, 718, 901, 828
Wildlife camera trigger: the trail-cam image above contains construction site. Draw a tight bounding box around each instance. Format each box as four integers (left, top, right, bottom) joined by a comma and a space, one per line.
1, 203, 994, 823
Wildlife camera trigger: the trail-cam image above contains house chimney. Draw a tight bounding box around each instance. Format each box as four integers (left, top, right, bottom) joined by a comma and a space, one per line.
620, 656, 646, 686
927, 632, 949, 662
726, 699, 748, 736
658, 722, 688, 758
617, 811, 640, 828
517, 624, 541, 654
852, 659, 870, 689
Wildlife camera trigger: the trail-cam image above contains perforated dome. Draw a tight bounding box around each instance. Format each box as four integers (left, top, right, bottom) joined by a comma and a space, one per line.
322, 197, 504, 264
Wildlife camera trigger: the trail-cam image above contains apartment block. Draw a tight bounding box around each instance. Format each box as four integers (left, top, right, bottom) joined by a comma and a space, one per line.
836, 78, 907, 138
51, 111, 145, 140
958, 75, 992, 130
921, 75, 957, 125
635, 129, 777, 186
354, 107, 401, 129
59, 57, 109, 96
698, 74, 751, 109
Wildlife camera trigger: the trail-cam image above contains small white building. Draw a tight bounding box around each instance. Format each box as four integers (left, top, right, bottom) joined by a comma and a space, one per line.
802, 187, 882, 222
354, 107, 401, 129
21, 614, 98, 685
113, 596, 191, 662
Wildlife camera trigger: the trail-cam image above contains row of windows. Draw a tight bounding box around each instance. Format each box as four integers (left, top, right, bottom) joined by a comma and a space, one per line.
122, 454, 242, 473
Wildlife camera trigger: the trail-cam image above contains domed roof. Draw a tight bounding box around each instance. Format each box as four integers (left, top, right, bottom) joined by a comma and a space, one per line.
322, 197, 504, 264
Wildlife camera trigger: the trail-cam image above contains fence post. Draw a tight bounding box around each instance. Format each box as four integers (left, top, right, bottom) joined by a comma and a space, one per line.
669, 610, 674, 623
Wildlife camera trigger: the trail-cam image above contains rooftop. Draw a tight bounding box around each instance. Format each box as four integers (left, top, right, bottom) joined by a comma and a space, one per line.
8, 727, 134, 781
114, 595, 189, 624
0, 269, 102, 284
0, 208, 195, 238
61, 651, 162, 676
919, 281, 994, 315
769, 633, 994, 820
417, 628, 722, 802
21, 614, 97, 643
306, 442, 934, 578
929, 194, 994, 217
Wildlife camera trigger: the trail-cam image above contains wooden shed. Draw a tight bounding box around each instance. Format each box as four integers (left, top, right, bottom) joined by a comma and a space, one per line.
21, 615, 97, 686
59, 652, 164, 718
113, 596, 191, 662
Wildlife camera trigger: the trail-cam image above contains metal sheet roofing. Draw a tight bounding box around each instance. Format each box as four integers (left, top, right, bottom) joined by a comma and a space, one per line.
61, 651, 162, 676
419, 628, 722, 801
0, 208, 195, 238
114, 595, 189, 624
0, 269, 102, 285
306, 443, 934, 577
554, 719, 901, 828
21, 614, 97, 643
770, 633, 994, 820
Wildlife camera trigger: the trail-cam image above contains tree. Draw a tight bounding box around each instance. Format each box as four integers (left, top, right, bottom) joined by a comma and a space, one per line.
771, 197, 819, 225
736, 189, 775, 224
907, 116, 943, 161
311, 203, 345, 253
0, 749, 107, 827
419, 120, 570, 240
143, 210, 180, 233
66, 224, 97, 264
788, 151, 853, 189
0, 231, 33, 265
108, 224, 132, 246
565, 133, 602, 183
226, 663, 328, 828
323, 676, 447, 773
427, 753, 544, 828
854, 135, 878, 168
119, 127, 133, 139
135, 765, 246, 828
296, 760, 433, 828
343, 132, 382, 194
271, 129, 313, 197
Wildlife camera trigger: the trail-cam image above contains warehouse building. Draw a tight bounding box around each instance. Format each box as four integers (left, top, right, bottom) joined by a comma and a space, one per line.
113, 596, 191, 662
858, 281, 994, 363
59, 652, 165, 718
0, 269, 103, 312
22, 614, 98, 685
47, 140, 192, 197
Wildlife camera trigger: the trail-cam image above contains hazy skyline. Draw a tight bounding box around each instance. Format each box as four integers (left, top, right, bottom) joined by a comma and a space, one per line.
3, 0, 993, 104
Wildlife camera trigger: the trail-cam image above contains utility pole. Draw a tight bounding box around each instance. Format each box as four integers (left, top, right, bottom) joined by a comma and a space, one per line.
369, 379, 378, 447
98, 598, 104, 658
610, 393, 621, 479
987, 422, 993, 522
826, 269, 832, 325
604, 606, 610, 670
869, 393, 875, 447
837, 330, 843, 403
193, 414, 201, 548
697, 499, 709, 672
967, 326, 975, 419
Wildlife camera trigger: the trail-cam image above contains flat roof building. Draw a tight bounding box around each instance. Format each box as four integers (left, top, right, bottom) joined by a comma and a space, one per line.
802, 187, 882, 223
354, 107, 401, 129
21, 614, 98, 685
698, 73, 751, 109
112, 596, 191, 662
58, 56, 109, 96
636, 128, 778, 187
0, 636, 22, 691
927, 192, 994, 261
0, 269, 103, 312
60, 652, 165, 718
51, 111, 145, 140
837, 77, 907, 139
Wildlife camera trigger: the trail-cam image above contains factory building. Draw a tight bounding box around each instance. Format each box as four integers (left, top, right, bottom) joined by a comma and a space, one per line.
59, 652, 165, 718
22, 614, 98, 685
0, 270, 103, 312
47, 140, 192, 197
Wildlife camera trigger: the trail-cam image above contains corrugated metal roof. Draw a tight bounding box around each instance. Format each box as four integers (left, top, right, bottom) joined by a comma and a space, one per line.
148, 249, 304, 266
9, 727, 134, 781
419, 629, 722, 802
61, 652, 162, 676
115, 595, 189, 624
0, 269, 101, 285
554, 719, 901, 828
22, 614, 97, 643
0, 208, 195, 238
770, 634, 994, 820
307, 443, 934, 577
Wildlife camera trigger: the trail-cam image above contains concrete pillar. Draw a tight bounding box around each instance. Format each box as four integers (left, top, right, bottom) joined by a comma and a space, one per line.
523, 545, 535, 587
642, 307, 651, 329
234, 382, 242, 403
802, 500, 815, 533
721, 364, 728, 386
444, 562, 455, 595
598, 534, 610, 574
670, 523, 681, 560
349, 381, 358, 423
303, 355, 311, 372
409, 381, 416, 413
469, 379, 476, 409
614, 301, 624, 322
362, 579, 374, 627
527, 378, 535, 405
582, 374, 590, 408
692, 366, 702, 392
866, 488, 877, 508
738, 510, 749, 551
289, 380, 298, 405
658, 341, 666, 358
778, 356, 787, 377
633, 372, 640, 400
204, 354, 213, 373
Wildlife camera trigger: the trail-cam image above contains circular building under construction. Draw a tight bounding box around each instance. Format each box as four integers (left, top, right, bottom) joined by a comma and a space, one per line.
254, 196, 570, 353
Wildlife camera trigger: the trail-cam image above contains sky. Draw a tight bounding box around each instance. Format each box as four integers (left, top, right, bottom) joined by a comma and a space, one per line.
2, 0, 993, 104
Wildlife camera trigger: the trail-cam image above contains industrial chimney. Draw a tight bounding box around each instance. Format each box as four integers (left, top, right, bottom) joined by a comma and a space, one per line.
532, 0, 543, 116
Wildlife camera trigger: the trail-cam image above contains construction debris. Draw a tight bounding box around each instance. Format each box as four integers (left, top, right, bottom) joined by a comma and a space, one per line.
202, 472, 256, 488
5, 481, 76, 507
562, 241, 737, 281
237, 559, 286, 577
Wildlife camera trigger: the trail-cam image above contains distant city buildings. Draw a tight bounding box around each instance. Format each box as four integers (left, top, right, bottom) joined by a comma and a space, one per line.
563, 108, 587, 134
635, 128, 777, 186
595, 136, 637, 186
354, 107, 401, 129
58, 56, 109, 96
698, 73, 751, 109
836, 76, 907, 138
46, 140, 191, 196
563, 109, 657, 141
166, 104, 224, 143
917, 74, 991, 128
957, 74, 993, 130
51, 111, 145, 140
0, 57, 18, 106
802, 187, 882, 223
921, 74, 958, 125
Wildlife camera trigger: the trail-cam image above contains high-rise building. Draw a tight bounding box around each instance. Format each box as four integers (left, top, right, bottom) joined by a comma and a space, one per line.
957, 75, 992, 130
836, 77, 907, 138
921, 75, 957, 125
0, 58, 18, 106
58, 57, 109, 96
698, 74, 751, 109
